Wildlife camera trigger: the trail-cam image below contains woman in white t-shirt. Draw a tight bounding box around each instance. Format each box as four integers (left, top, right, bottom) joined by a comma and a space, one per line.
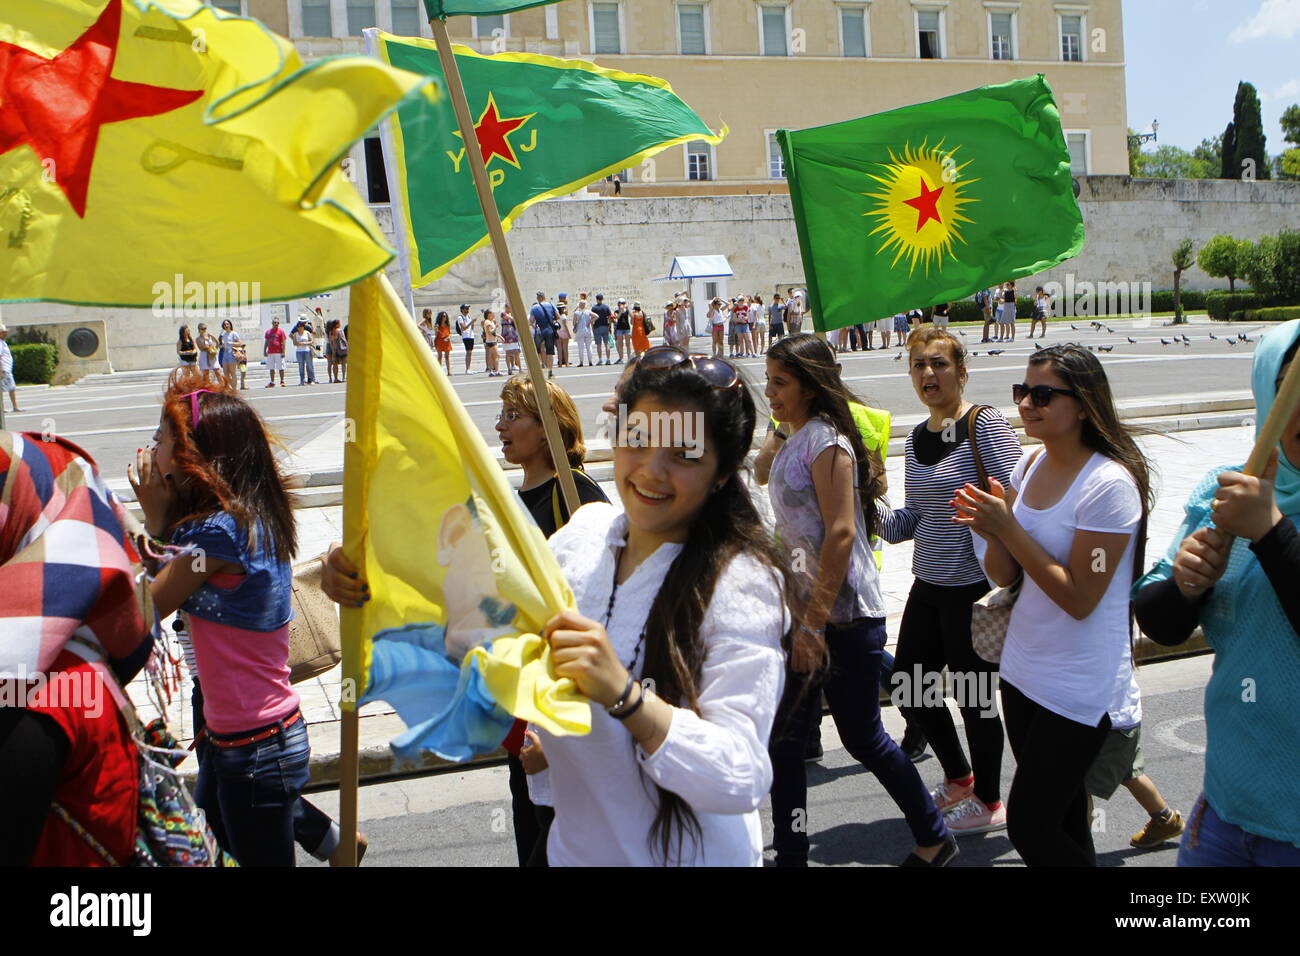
951, 344, 1152, 867
708, 298, 727, 358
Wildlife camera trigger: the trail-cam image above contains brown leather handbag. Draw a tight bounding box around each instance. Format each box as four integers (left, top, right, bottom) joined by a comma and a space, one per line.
288, 558, 342, 684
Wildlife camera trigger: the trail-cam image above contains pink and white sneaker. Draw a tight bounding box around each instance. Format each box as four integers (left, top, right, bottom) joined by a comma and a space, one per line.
930, 777, 974, 813
944, 797, 1008, 835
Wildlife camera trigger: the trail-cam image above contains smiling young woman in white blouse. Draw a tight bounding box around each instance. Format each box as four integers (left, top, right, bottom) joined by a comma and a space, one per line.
536, 347, 794, 865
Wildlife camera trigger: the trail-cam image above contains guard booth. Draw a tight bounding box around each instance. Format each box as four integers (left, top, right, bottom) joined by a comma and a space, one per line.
657, 255, 733, 338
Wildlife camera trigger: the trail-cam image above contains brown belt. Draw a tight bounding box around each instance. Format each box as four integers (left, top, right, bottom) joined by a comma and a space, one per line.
197, 710, 302, 750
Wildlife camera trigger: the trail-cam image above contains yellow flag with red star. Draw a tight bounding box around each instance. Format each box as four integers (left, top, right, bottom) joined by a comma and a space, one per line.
0, 0, 436, 307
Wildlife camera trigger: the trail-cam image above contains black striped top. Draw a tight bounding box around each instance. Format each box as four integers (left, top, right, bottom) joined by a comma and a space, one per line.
879, 407, 1023, 586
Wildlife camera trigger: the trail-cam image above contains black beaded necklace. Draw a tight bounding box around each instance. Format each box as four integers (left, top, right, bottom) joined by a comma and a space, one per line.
606, 547, 646, 674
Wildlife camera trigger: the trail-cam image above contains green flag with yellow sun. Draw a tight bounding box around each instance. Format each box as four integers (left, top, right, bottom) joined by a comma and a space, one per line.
777, 75, 1084, 333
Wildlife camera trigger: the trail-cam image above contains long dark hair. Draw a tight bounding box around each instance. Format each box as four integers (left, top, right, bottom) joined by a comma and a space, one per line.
159, 368, 297, 562
177, 325, 193, 348
1027, 345, 1155, 604
765, 334, 883, 535
617, 362, 795, 865
1027, 345, 1154, 514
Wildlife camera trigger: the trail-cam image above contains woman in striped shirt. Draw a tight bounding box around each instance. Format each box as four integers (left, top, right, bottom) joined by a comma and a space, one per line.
879, 326, 1022, 835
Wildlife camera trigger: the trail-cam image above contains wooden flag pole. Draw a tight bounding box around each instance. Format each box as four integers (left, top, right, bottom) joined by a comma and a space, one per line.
337, 707, 360, 866
1244, 343, 1300, 477
428, 16, 580, 515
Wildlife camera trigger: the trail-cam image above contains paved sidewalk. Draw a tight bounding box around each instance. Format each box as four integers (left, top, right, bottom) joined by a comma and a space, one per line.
126, 420, 1255, 780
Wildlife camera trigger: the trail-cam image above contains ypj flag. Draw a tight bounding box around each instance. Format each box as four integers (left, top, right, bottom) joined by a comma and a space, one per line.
341, 272, 590, 762
0, 0, 435, 307
778, 75, 1085, 333
372, 30, 726, 286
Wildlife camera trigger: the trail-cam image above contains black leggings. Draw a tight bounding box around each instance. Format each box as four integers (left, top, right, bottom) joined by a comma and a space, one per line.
1000, 679, 1111, 867
0, 708, 68, 865
894, 578, 1004, 805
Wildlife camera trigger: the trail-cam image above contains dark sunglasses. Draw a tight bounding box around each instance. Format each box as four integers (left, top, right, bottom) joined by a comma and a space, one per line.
636, 346, 741, 390
1013, 383, 1079, 407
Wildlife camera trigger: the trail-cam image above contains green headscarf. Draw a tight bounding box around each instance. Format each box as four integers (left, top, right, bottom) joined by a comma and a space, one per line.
1251, 319, 1300, 517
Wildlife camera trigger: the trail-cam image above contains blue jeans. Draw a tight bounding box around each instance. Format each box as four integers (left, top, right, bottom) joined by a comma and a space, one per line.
1178, 794, 1300, 867
192, 683, 336, 861
768, 618, 948, 865
296, 349, 316, 384
195, 712, 311, 867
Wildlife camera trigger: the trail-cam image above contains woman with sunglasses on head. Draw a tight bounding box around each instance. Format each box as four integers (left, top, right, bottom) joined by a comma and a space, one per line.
1132, 321, 1300, 867
532, 345, 793, 865
879, 325, 1022, 835
126, 369, 306, 866
763, 334, 953, 866
951, 345, 1152, 866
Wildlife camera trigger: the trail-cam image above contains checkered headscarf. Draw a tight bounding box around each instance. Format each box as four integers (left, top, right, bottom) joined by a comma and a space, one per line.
0, 431, 150, 676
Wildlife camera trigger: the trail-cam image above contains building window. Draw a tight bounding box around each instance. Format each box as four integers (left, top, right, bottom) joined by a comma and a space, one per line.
678, 3, 707, 55
767, 131, 786, 179
990, 11, 1014, 60
301, 0, 332, 37
916, 8, 943, 59
1066, 132, 1089, 175
840, 6, 868, 57
474, 14, 506, 38
211, 1, 243, 13
1060, 13, 1084, 61
391, 0, 422, 36
687, 140, 713, 180
364, 138, 389, 204
346, 0, 376, 35
760, 5, 788, 57
592, 2, 622, 54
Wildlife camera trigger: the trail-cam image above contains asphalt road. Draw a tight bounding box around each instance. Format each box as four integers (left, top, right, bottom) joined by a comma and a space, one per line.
295, 656, 1213, 868
3, 316, 1265, 479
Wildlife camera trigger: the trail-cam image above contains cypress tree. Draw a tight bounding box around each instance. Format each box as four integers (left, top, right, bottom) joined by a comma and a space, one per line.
1220, 120, 1237, 179
1231, 82, 1270, 180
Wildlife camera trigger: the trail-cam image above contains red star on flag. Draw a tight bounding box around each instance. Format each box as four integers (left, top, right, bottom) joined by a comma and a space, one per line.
0, 0, 203, 218
454, 92, 535, 170
902, 175, 944, 233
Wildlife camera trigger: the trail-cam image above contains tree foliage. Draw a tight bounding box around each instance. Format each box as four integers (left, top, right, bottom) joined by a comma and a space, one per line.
1197, 234, 1250, 291
1228, 82, 1270, 180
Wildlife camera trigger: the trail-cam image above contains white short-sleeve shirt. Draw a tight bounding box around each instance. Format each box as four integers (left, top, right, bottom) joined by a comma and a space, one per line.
998, 451, 1144, 729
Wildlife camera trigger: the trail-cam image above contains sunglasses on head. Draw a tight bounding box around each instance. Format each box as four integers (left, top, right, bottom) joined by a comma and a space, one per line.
636, 346, 740, 389
1013, 383, 1078, 407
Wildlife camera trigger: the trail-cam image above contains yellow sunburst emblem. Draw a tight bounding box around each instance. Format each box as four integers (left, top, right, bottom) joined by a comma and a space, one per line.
863, 141, 978, 276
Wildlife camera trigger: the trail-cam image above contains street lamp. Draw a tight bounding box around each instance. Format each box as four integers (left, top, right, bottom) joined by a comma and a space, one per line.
1128, 119, 1159, 147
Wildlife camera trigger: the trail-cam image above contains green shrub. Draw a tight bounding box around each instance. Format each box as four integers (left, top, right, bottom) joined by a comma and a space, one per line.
948, 300, 984, 323
1207, 291, 1277, 319
11, 343, 57, 384
1250, 306, 1300, 322
1150, 290, 1207, 313
1242, 229, 1300, 302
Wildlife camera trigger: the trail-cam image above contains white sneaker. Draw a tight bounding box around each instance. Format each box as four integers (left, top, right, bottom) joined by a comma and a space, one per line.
943, 797, 1007, 836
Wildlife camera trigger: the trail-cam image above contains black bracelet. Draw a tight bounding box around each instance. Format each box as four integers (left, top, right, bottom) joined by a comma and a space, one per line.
606, 674, 635, 715
610, 681, 645, 721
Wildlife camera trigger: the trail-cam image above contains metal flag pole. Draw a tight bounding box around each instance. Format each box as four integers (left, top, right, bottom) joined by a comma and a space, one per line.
426, 16, 581, 515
